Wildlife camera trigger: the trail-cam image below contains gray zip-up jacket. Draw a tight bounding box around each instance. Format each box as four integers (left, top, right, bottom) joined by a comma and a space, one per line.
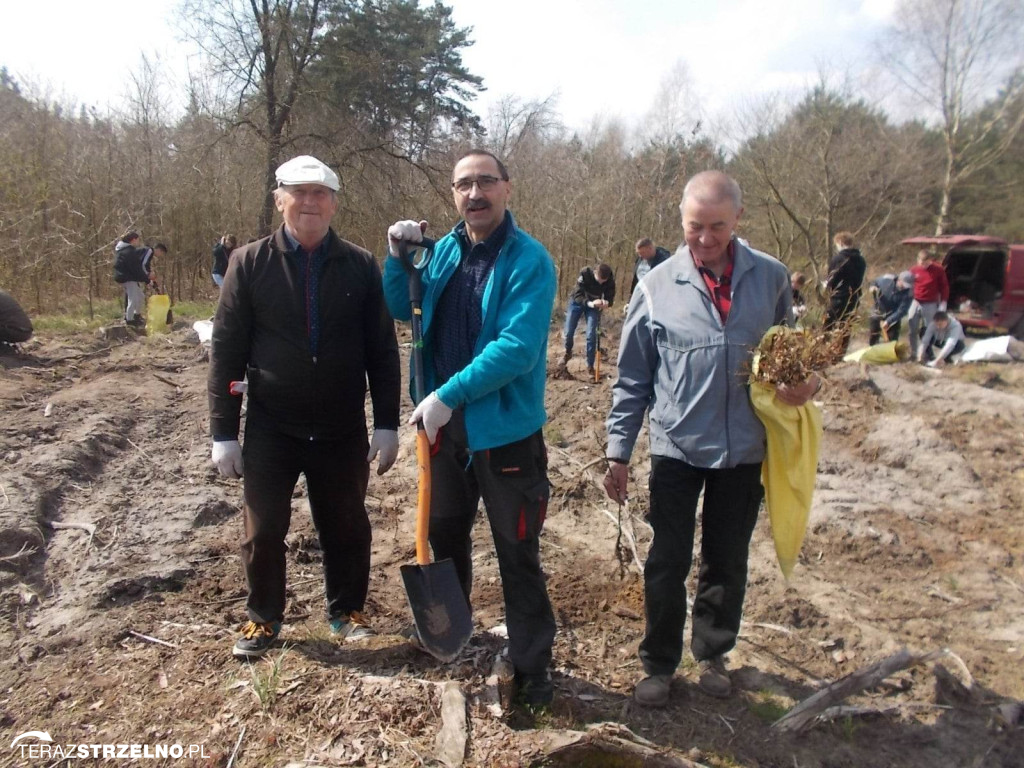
607, 239, 791, 468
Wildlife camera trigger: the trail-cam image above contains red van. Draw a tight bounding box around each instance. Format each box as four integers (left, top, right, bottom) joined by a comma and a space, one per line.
902, 235, 1024, 338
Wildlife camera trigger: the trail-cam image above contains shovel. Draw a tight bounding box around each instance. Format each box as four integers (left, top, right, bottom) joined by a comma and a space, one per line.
396, 237, 474, 663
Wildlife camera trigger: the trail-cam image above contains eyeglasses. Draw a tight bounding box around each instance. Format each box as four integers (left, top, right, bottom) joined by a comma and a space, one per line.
452, 175, 503, 194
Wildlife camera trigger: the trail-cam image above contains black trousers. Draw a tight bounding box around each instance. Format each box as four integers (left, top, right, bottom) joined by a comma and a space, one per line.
241, 424, 371, 624
824, 307, 855, 353
868, 314, 902, 345
428, 410, 556, 676
639, 456, 763, 676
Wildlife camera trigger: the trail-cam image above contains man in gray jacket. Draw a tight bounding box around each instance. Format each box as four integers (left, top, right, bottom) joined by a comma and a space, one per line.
603, 171, 819, 707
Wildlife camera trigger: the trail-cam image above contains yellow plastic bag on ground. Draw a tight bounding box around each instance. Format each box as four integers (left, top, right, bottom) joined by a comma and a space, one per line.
843, 340, 909, 364
146, 294, 171, 335
749, 333, 823, 579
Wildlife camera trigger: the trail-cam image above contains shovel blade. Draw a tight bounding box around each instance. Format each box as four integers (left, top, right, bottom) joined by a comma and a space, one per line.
400, 558, 473, 663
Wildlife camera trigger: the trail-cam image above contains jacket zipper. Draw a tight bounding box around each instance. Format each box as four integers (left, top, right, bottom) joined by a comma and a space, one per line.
306, 249, 317, 439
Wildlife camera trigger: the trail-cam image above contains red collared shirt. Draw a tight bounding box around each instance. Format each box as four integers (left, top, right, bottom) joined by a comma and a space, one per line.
693, 242, 735, 322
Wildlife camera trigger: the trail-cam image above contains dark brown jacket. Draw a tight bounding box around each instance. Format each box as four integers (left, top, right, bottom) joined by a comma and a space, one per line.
208, 225, 400, 441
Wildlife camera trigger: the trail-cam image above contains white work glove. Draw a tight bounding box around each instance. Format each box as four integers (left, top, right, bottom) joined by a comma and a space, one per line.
366, 429, 399, 475
409, 392, 453, 444
938, 301, 947, 312
387, 219, 425, 256
211, 440, 243, 479
586, 300, 596, 308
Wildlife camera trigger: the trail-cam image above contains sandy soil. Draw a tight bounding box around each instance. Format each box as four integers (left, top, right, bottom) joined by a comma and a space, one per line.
1, 319, 1022, 767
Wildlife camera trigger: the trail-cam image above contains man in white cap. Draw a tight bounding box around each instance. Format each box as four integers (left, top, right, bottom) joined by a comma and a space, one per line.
208, 154, 401, 659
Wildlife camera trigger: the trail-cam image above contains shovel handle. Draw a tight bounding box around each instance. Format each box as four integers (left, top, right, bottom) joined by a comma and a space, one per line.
396, 237, 436, 405
415, 429, 432, 565
397, 236, 437, 566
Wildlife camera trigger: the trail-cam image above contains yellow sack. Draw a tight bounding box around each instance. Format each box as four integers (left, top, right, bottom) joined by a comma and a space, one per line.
749, 326, 823, 579
843, 340, 909, 364
146, 294, 171, 335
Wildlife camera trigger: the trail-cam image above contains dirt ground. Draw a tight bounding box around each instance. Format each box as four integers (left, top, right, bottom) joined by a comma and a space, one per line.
1, 317, 1022, 768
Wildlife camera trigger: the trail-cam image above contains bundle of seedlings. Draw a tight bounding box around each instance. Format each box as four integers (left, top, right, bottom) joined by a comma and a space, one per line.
749, 322, 849, 388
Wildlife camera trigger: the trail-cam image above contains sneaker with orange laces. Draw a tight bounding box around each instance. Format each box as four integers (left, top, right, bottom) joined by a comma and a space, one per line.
232, 620, 281, 659
329, 611, 376, 642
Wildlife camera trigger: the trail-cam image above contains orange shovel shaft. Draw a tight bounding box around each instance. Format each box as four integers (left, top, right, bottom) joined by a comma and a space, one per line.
414, 428, 432, 565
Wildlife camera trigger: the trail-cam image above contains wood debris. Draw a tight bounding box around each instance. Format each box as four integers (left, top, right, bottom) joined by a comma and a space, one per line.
435, 681, 468, 768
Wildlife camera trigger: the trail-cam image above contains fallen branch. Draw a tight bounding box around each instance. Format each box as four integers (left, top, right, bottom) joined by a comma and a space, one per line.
226, 724, 246, 768
478, 652, 513, 718
0, 542, 37, 562
49, 520, 96, 536
998, 573, 1024, 596
48, 346, 113, 362
815, 705, 901, 721
535, 722, 709, 767
128, 630, 178, 649
548, 445, 584, 468
743, 622, 794, 636
773, 648, 945, 731
435, 682, 468, 768
48, 520, 97, 547
153, 374, 180, 389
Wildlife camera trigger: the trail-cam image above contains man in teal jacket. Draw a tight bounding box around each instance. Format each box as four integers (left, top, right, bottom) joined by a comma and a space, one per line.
384, 149, 557, 709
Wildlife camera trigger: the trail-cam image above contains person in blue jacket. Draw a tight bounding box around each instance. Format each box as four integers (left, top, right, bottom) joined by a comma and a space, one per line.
384, 149, 557, 710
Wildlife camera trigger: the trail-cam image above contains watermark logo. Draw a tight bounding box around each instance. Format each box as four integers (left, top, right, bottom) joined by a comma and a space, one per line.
11, 732, 52, 748
9, 728, 209, 760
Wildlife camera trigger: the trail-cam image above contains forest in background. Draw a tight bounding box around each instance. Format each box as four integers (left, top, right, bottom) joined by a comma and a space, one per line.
1, 0, 1022, 315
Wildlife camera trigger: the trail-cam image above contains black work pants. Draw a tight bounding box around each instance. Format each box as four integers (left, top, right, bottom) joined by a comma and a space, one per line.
428, 410, 556, 676
824, 306, 855, 353
639, 456, 763, 675
240, 424, 371, 624
868, 314, 902, 346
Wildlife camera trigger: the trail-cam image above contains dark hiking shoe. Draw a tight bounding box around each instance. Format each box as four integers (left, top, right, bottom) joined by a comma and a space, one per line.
562, 349, 571, 364
634, 674, 672, 707
513, 670, 553, 711
329, 611, 376, 642
587, 367, 595, 378
697, 656, 732, 698
232, 620, 281, 659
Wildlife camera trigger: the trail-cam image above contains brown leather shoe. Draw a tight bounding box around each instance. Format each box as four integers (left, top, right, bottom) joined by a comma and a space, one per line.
634, 674, 672, 707
697, 657, 732, 698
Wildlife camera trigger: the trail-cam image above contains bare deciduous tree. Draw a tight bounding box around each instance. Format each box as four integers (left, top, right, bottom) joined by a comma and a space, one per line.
181, 0, 327, 235
880, 0, 1024, 234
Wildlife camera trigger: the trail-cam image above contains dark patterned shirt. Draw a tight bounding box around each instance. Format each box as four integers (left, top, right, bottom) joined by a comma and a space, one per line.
433, 212, 511, 385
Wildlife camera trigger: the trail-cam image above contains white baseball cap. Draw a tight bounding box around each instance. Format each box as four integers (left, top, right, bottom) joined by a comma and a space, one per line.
275, 155, 340, 191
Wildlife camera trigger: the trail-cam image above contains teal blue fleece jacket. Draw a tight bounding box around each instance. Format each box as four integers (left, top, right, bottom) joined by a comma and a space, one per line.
383, 215, 555, 452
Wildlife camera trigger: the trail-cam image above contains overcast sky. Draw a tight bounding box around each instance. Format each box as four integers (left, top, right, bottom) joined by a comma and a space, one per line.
1, 0, 898, 130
